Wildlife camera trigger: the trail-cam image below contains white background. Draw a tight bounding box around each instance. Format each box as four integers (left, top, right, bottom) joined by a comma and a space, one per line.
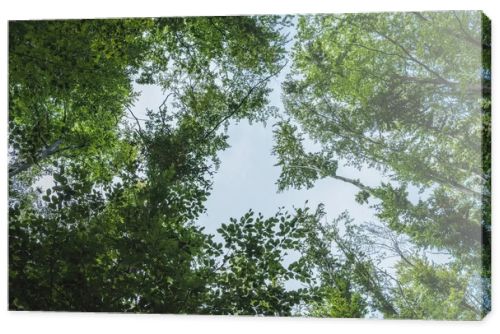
1, 0, 498, 333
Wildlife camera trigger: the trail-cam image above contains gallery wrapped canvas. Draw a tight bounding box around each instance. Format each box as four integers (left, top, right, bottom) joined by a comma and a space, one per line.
8, 11, 490, 319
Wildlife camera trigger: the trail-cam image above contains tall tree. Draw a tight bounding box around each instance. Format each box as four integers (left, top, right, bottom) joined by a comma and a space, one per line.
275, 11, 490, 319
9, 16, 290, 180
9, 16, 291, 312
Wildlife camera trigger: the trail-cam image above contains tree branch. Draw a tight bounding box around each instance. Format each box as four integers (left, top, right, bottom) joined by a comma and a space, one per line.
126, 106, 146, 139
201, 61, 288, 141
9, 140, 91, 177
374, 30, 452, 85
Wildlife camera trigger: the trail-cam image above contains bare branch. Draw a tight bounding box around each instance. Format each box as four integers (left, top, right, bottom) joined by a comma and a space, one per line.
126, 106, 146, 139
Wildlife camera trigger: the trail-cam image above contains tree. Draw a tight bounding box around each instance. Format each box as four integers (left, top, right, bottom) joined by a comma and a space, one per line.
9, 16, 290, 180
296, 210, 368, 318
9, 19, 152, 180
207, 205, 367, 317
282, 11, 485, 194
207, 208, 311, 315
9, 16, 291, 313
393, 257, 482, 320
275, 11, 490, 319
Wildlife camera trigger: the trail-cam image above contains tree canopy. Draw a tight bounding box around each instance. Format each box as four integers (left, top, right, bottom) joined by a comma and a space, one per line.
275, 11, 490, 319
8, 12, 490, 320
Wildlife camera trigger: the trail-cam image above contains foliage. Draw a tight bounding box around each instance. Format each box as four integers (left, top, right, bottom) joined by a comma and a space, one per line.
394, 258, 481, 320
8, 16, 291, 313
8, 12, 490, 319
208, 208, 311, 315
9, 19, 152, 180
273, 121, 338, 191
9, 156, 215, 312
276, 11, 490, 319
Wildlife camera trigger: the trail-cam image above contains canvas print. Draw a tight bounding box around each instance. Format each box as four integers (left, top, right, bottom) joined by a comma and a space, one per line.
8, 11, 491, 320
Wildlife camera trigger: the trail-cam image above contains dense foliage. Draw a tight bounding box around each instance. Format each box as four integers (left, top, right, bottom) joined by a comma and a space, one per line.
8, 12, 490, 319
275, 11, 490, 319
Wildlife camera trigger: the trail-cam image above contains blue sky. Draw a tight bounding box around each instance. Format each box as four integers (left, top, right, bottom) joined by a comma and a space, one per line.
127, 19, 395, 240
131, 65, 385, 238
129, 59, 393, 298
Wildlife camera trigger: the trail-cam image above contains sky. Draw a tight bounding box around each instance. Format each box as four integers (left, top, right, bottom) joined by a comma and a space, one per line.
129, 55, 394, 297
128, 29, 461, 281
34, 49, 386, 243
127, 17, 393, 242
130, 61, 385, 239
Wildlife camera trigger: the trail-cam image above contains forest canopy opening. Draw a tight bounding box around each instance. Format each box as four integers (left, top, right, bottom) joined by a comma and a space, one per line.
8, 11, 490, 320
